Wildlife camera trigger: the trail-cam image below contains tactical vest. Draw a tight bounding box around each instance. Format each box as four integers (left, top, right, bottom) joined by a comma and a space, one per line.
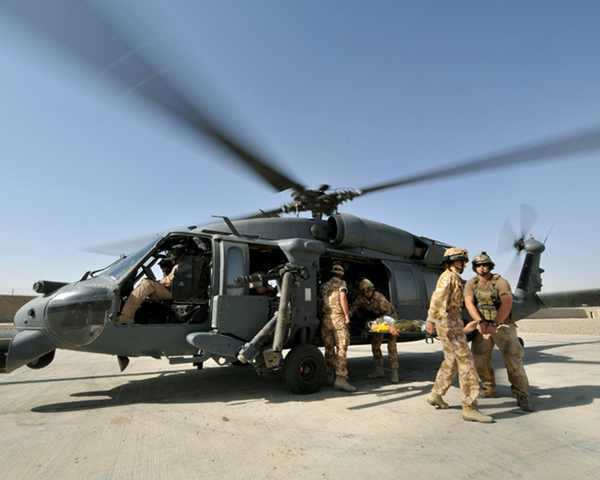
473, 274, 515, 323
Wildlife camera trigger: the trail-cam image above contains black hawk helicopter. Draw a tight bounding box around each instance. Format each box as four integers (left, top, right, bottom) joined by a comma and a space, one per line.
2, 1, 600, 394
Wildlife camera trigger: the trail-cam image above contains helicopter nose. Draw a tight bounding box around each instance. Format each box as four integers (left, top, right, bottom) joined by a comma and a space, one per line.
0, 329, 56, 374
24, 284, 114, 349
13, 294, 52, 330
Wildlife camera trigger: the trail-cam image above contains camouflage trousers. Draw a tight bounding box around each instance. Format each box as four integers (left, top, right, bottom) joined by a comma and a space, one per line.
472, 322, 529, 398
371, 333, 399, 369
321, 315, 350, 380
432, 313, 479, 409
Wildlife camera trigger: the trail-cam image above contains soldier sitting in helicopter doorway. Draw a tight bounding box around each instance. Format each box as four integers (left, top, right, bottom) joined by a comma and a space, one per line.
464, 252, 534, 412
349, 278, 401, 384
117, 245, 185, 325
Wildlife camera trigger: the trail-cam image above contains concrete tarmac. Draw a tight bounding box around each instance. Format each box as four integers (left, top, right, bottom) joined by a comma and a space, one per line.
1, 332, 599, 480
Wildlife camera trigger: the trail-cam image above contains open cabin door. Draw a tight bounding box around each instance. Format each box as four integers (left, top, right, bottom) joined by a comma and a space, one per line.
211, 239, 270, 341
383, 261, 429, 320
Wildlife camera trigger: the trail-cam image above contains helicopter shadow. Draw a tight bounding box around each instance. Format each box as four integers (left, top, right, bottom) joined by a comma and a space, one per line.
30, 354, 400, 413
30, 338, 599, 414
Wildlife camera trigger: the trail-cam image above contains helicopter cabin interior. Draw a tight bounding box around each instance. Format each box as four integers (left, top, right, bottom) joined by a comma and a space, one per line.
118, 233, 442, 348
118, 235, 290, 328
316, 253, 441, 341
118, 235, 213, 326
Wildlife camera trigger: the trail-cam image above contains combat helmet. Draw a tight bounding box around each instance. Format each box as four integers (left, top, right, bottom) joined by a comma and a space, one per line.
169, 245, 187, 262
443, 247, 469, 264
358, 278, 375, 292
472, 251, 495, 272
330, 264, 345, 276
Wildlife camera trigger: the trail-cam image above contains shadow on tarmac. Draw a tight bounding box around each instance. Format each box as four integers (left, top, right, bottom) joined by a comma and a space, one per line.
483, 384, 600, 421
519, 338, 600, 366
28, 338, 599, 416
30, 353, 428, 413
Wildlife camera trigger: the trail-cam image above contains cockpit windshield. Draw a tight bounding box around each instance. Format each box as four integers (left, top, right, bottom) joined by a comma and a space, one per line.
101, 237, 163, 281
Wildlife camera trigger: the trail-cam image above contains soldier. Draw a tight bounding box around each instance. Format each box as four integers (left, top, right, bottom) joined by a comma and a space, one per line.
117, 245, 185, 325
349, 279, 400, 384
464, 252, 534, 412
425, 248, 493, 423
318, 264, 356, 392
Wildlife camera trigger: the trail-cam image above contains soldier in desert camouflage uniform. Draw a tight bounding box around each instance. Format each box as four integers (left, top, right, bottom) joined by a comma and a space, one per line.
464, 252, 533, 412
318, 264, 356, 392
349, 278, 400, 383
425, 248, 493, 423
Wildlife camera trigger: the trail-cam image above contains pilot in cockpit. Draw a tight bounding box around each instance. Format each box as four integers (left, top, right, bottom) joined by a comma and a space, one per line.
117, 245, 185, 325
158, 258, 173, 278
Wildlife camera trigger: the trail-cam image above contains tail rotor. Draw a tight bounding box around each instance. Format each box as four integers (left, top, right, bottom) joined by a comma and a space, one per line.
498, 203, 538, 279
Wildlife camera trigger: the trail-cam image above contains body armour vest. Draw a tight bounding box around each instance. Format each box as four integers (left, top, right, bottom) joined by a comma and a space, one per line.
474, 274, 515, 323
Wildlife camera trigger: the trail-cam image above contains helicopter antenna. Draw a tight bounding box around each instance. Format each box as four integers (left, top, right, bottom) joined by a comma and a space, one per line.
543, 223, 555, 245
212, 215, 243, 237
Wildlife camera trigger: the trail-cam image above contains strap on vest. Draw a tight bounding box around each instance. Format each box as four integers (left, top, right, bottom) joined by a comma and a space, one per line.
473, 274, 515, 322
473, 274, 501, 307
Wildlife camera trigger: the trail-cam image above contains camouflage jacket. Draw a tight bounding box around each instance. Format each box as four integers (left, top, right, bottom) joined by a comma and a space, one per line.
427, 269, 463, 322
319, 276, 348, 317
349, 291, 398, 320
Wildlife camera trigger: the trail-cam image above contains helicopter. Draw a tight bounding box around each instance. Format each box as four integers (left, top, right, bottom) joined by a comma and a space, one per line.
2, 1, 600, 394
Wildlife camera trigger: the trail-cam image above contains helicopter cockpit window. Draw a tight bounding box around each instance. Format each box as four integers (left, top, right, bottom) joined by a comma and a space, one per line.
393, 267, 420, 305
102, 237, 162, 282
114, 235, 213, 325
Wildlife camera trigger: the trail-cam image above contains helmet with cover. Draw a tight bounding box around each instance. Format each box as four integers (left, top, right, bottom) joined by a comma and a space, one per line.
330, 264, 345, 276
471, 251, 495, 272
358, 278, 375, 292
443, 247, 469, 264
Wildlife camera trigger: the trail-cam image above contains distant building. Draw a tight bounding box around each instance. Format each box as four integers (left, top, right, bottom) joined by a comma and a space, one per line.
0, 295, 36, 324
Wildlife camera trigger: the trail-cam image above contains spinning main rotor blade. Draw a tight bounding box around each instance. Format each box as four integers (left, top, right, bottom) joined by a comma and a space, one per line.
86, 208, 281, 256
3, 0, 301, 193
361, 127, 600, 195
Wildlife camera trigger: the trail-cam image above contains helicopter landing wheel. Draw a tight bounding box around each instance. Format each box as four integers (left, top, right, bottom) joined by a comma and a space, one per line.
283, 344, 326, 395
27, 350, 56, 370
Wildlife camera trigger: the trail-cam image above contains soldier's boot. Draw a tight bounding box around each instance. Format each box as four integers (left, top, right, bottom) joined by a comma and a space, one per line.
516, 395, 535, 412
462, 408, 493, 423
334, 378, 357, 393
325, 374, 335, 386
427, 394, 450, 409
366, 366, 385, 379
390, 368, 399, 384
479, 386, 499, 398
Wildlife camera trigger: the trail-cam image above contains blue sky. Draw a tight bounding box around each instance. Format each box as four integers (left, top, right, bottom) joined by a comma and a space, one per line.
1, 0, 599, 294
